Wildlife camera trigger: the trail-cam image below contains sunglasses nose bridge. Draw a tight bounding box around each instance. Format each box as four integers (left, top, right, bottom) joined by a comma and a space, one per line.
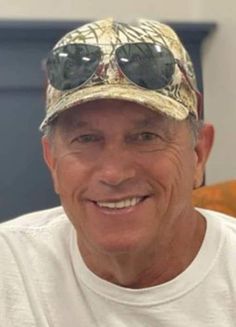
96, 47, 120, 82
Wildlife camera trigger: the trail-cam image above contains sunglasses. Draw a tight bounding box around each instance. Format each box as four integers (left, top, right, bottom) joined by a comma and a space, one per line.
46, 42, 202, 116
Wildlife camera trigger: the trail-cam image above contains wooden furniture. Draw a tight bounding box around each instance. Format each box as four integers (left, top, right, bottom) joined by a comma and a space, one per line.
192, 180, 236, 217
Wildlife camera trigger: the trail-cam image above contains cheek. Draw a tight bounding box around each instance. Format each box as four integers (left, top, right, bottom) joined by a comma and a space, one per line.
54, 153, 92, 195
168, 150, 196, 204
147, 147, 196, 196
53, 154, 95, 232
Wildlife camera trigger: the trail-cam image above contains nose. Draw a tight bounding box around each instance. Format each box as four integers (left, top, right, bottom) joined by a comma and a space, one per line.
96, 144, 137, 187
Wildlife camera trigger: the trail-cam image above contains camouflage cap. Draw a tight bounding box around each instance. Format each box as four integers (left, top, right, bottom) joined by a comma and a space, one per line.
40, 18, 199, 131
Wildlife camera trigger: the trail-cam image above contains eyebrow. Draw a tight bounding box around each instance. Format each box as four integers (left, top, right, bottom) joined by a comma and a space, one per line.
132, 115, 168, 129
71, 120, 90, 128
59, 118, 90, 131
58, 112, 171, 133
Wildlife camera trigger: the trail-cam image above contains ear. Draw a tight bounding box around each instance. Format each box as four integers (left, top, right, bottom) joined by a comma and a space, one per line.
193, 123, 214, 188
41, 136, 59, 194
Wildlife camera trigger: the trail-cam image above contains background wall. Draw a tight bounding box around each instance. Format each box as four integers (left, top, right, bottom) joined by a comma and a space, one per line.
0, 0, 235, 184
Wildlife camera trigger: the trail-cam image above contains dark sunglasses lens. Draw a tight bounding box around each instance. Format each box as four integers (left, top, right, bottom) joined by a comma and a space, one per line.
46, 44, 101, 90
116, 43, 175, 90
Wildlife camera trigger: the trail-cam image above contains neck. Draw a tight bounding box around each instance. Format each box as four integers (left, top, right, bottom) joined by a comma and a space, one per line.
77, 209, 206, 288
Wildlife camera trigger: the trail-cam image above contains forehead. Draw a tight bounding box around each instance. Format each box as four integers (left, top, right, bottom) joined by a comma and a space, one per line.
55, 99, 176, 131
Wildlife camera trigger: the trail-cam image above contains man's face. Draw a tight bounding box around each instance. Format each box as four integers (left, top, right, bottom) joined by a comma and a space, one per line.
42, 99, 212, 255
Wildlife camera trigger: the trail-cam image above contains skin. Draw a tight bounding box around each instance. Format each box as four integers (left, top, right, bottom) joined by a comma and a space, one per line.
42, 99, 214, 288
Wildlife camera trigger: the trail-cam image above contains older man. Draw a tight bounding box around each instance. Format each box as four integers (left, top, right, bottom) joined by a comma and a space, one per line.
0, 18, 235, 326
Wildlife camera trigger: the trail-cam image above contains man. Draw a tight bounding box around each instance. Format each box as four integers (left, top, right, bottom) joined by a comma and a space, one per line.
0, 18, 235, 326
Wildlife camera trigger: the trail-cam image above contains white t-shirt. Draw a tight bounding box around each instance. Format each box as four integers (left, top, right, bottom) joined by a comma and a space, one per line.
0, 206, 236, 326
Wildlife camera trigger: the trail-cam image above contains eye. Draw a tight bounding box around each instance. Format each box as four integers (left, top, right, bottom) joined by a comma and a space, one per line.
72, 134, 102, 144
138, 132, 158, 141
128, 132, 160, 143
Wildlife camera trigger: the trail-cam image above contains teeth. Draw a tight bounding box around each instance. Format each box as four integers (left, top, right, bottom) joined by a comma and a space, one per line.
97, 197, 142, 209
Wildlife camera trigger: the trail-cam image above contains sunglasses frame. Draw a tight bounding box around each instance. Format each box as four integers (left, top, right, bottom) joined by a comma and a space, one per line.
45, 42, 202, 117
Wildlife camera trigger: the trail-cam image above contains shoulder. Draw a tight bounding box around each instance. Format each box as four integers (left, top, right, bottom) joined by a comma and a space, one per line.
0, 206, 73, 276
0, 207, 73, 320
0, 206, 67, 231
0, 206, 71, 255
197, 208, 236, 261
197, 207, 236, 231
196, 208, 236, 294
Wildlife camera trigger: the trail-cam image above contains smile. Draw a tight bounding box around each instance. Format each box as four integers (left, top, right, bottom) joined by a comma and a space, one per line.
96, 197, 144, 209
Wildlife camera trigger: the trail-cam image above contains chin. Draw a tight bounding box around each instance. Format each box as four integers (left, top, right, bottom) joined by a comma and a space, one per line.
86, 230, 152, 256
